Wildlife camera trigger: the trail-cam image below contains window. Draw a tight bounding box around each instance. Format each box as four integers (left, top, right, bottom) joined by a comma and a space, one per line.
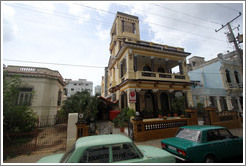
57, 90, 62, 106
17, 87, 33, 106
207, 129, 233, 142
71, 88, 74, 91
120, 59, 127, 78
225, 69, 231, 83
176, 128, 201, 142
80, 146, 109, 163
112, 143, 140, 162
60, 145, 75, 162
234, 71, 240, 84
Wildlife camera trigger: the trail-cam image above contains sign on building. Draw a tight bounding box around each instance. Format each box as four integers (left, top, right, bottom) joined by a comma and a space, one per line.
129, 90, 136, 103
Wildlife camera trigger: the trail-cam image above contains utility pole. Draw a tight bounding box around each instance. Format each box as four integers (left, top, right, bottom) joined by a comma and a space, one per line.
215, 12, 243, 69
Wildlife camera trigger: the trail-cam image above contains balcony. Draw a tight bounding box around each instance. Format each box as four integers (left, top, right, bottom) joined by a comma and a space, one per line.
135, 71, 189, 82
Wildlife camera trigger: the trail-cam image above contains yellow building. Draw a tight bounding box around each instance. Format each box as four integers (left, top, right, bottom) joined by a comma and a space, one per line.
102, 12, 193, 117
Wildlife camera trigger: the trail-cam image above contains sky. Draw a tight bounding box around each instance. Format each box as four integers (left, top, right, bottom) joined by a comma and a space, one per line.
2, 1, 244, 94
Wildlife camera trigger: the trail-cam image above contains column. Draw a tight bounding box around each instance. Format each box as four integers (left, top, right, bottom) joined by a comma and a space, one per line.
178, 60, 183, 75
216, 96, 222, 112
151, 57, 155, 72
236, 97, 243, 112
165, 59, 171, 73
134, 54, 138, 72
226, 96, 233, 111
186, 90, 194, 107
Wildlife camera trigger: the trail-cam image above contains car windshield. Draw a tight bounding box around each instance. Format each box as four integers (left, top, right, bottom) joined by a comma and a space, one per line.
60, 144, 75, 163
176, 128, 201, 142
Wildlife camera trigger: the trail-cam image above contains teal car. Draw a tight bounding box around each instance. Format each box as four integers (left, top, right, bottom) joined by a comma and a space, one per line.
38, 134, 175, 163
161, 125, 243, 163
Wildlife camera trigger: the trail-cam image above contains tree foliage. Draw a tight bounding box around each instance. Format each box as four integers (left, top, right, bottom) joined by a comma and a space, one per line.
171, 96, 186, 115
3, 72, 38, 134
60, 90, 98, 121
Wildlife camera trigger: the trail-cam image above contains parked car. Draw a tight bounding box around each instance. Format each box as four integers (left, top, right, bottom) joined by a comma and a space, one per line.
161, 125, 243, 163
37, 134, 175, 163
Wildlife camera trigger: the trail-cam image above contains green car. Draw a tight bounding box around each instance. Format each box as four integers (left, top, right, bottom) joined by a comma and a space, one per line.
161, 125, 243, 163
37, 134, 175, 163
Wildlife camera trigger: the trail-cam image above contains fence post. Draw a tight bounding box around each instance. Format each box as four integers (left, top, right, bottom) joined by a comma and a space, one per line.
34, 118, 39, 150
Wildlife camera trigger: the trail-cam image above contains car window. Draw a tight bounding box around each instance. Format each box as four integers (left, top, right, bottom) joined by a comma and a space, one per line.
176, 128, 201, 142
218, 129, 233, 139
60, 145, 75, 163
112, 143, 140, 162
80, 146, 109, 163
207, 130, 221, 141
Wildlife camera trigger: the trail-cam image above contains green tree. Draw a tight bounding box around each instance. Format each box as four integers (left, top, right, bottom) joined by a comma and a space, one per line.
171, 96, 186, 115
3, 72, 38, 135
61, 90, 98, 121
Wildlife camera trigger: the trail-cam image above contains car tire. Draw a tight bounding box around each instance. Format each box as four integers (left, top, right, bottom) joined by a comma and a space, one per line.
205, 155, 215, 163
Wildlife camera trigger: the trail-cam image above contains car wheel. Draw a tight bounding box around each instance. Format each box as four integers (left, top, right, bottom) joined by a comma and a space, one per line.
205, 155, 215, 163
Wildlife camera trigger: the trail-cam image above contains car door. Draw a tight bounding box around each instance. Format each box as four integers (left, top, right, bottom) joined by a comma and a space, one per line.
218, 129, 243, 158
205, 129, 226, 160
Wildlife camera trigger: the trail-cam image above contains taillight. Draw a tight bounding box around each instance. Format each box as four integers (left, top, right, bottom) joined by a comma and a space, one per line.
177, 149, 186, 156
161, 142, 167, 148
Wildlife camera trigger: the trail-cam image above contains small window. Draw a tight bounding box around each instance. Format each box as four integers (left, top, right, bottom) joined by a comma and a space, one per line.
112, 143, 140, 162
80, 146, 109, 163
71, 88, 74, 91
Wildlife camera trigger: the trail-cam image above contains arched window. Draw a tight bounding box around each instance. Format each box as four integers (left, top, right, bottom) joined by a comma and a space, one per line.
158, 67, 165, 73
143, 65, 151, 71
234, 71, 240, 84
225, 69, 231, 83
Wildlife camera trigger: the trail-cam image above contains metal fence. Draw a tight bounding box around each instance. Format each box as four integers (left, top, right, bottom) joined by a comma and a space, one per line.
3, 117, 67, 159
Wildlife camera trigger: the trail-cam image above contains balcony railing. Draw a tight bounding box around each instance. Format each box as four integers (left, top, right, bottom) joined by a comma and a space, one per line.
136, 71, 188, 82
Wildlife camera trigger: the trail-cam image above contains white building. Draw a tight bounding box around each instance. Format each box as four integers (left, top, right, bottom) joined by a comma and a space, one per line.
65, 79, 93, 97
94, 85, 101, 96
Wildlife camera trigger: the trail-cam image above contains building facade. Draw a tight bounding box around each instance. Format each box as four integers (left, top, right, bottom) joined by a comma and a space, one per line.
102, 12, 193, 117
188, 51, 243, 112
65, 79, 93, 97
4, 65, 66, 118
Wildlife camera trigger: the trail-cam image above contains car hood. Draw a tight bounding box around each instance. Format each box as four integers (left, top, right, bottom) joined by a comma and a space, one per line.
162, 137, 200, 150
37, 153, 64, 163
137, 145, 175, 162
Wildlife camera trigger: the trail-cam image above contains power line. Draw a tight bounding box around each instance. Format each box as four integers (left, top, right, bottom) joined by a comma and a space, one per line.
3, 59, 105, 69
73, 3, 226, 43
215, 3, 241, 13
8, 3, 228, 43
4, 59, 230, 75
152, 3, 222, 25
6, 3, 234, 53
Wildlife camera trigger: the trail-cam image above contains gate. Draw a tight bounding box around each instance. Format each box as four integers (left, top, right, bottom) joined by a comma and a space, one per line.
3, 117, 67, 159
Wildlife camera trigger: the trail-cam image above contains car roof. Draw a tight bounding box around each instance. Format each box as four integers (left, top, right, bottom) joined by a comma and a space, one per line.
75, 134, 132, 149
180, 125, 225, 131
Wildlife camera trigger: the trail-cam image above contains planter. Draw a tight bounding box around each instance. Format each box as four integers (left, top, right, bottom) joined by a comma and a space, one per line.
158, 115, 163, 118
120, 127, 124, 132
174, 113, 178, 117
167, 114, 171, 117
180, 114, 185, 118
163, 116, 167, 119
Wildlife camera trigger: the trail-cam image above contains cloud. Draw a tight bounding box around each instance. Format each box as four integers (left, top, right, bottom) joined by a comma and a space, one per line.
3, 3, 18, 42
